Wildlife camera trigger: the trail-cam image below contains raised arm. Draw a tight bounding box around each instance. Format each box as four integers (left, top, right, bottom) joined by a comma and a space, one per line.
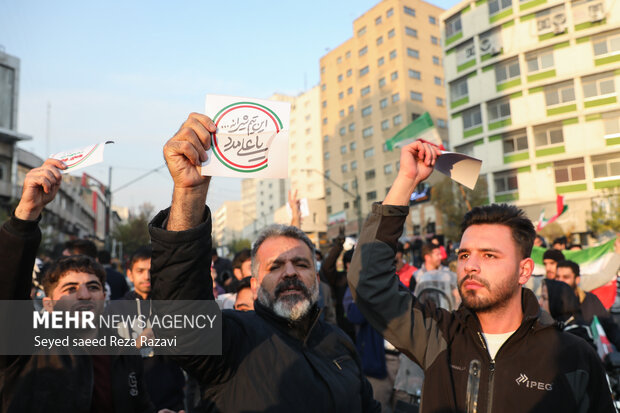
288, 189, 301, 228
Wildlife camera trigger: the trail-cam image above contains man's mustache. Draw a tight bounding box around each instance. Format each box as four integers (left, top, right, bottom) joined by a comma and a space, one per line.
274, 278, 311, 299
458, 274, 491, 289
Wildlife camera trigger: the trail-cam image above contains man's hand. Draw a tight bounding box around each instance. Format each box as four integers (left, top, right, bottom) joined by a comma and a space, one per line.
164, 113, 216, 231
383, 140, 441, 206
15, 159, 66, 221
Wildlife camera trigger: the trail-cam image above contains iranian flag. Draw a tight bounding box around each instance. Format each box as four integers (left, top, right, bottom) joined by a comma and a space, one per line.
536, 195, 568, 231
385, 112, 444, 151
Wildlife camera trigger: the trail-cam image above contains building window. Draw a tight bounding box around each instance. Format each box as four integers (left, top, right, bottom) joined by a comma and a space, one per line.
322, 100, 327, 108
445, 14, 462, 38
340, 145, 347, 154
362, 105, 372, 117
437, 118, 447, 128
327, 205, 332, 213
388, 29, 395, 38
554, 158, 586, 183
390, 50, 397, 59
325, 170, 331, 179
404, 6, 416, 16
462, 106, 482, 131
387, 8, 394, 17
376, 16, 382, 25
339, 109, 345, 117
348, 105, 354, 113
405, 27, 417, 37
347, 69, 352, 77
364, 148, 375, 158
384, 164, 393, 174
379, 77, 386, 87
321, 66, 325, 74
603, 111, 620, 137
431, 36, 439, 45
341, 164, 348, 173
339, 92, 344, 99
350, 141, 357, 150
366, 191, 378, 201
582, 72, 616, 101
391, 71, 398, 81
592, 152, 620, 180
436, 97, 444, 106
378, 57, 385, 67
434, 76, 442, 85
409, 69, 421, 79
432, 56, 440, 65
365, 169, 376, 179
351, 160, 358, 170
380, 98, 388, 108
503, 131, 528, 155
407, 48, 419, 58
363, 126, 374, 137
349, 123, 355, 132
393, 114, 403, 126
494, 170, 518, 194
381, 119, 390, 130
495, 59, 520, 85
337, 57, 342, 64
323, 117, 328, 125
361, 86, 371, 96
429, 16, 437, 24
526, 50, 554, 74
339, 127, 346, 136
324, 152, 330, 160
346, 51, 351, 59
392, 93, 400, 103
593, 32, 620, 57
321, 84, 326, 91
360, 66, 370, 76
488, 0, 512, 16
358, 26, 367, 36
323, 135, 329, 142
344, 201, 350, 209
348, 87, 353, 95
377, 36, 384, 46
410, 91, 422, 101
544, 81, 575, 107
487, 98, 511, 122
338, 74, 343, 82
359, 46, 368, 56
534, 123, 563, 147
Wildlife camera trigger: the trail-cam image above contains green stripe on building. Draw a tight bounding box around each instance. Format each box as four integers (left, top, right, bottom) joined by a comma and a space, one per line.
539, 32, 558, 41
495, 192, 519, 202
584, 96, 617, 108
554, 41, 570, 49
489, 134, 503, 142
547, 104, 577, 116
497, 78, 521, 91
482, 64, 495, 72
451, 111, 462, 119
510, 91, 524, 99
457, 59, 476, 72
489, 118, 512, 130
586, 113, 602, 121
575, 18, 606, 31
518, 165, 532, 173
476, 0, 487, 5
520, 12, 536, 22
468, 71, 478, 79
594, 179, 620, 189
527, 69, 556, 82
537, 162, 552, 169
529, 86, 544, 94
556, 183, 587, 194
504, 152, 529, 163
445, 32, 464, 46
451, 96, 469, 109
502, 20, 515, 29
576, 36, 591, 44
595, 54, 620, 66
446, 47, 457, 55
536, 145, 565, 157
463, 126, 483, 137
520, 0, 546, 10
473, 138, 485, 146
462, 4, 472, 13
607, 137, 620, 146
562, 117, 579, 125
489, 8, 513, 23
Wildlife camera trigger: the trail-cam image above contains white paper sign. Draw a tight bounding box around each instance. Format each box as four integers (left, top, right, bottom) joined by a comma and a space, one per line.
50, 141, 113, 173
435, 151, 482, 190
202, 95, 290, 178
286, 197, 310, 218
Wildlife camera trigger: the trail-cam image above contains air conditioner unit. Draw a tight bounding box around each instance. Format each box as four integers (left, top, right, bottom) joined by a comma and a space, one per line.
590, 9, 604, 22
553, 24, 566, 34
490, 45, 502, 55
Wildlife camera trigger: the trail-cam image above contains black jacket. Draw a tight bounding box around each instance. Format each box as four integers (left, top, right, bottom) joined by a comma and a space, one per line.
149, 207, 380, 413
0, 215, 155, 413
347, 203, 615, 413
579, 290, 620, 349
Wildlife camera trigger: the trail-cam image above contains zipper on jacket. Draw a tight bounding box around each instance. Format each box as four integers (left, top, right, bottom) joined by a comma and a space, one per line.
487, 361, 495, 413
333, 360, 342, 370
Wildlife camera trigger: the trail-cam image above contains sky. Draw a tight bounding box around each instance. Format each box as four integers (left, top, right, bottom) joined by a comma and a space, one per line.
1, 0, 458, 216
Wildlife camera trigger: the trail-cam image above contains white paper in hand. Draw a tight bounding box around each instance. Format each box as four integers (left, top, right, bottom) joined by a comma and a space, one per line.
50, 141, 114, 173
286, 198, 310, 218
434, 151, 482, 190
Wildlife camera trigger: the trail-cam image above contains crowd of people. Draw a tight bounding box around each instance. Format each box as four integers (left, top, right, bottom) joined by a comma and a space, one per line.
1, 112, 619, 412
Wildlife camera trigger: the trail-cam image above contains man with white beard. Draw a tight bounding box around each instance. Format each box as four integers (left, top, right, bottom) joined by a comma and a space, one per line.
149, 113, 379, 413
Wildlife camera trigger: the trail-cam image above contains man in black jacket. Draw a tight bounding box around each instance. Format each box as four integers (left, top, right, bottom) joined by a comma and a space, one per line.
0, 159, 167, 412
149, 113, 379, 412
347, 140, 614, 413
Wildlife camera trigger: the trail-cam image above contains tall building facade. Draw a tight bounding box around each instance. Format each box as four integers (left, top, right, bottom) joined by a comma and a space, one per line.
442, 0, 620, 235
320, 0, 448, 237
213, 200, 244, 254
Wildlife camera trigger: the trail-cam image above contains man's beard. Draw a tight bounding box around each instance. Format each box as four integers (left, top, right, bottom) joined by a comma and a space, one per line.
257, 277, 319, 321
458, 274, 518, 313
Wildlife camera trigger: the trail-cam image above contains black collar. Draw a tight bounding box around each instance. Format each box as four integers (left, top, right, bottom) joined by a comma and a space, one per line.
254, 300, 322, 345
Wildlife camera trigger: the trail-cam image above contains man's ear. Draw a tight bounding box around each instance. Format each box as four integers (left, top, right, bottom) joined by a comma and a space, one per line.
42, 296, 54, 313
518, 257, 534, 286
233, 268, 243, 280
250, 277, 258, 300
576, 275, 581, 286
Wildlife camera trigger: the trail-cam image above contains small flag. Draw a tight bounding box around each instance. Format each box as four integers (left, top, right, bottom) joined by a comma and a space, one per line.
385, 112, 443, 151
591, 315, 614, 360
536, 195, 568, 231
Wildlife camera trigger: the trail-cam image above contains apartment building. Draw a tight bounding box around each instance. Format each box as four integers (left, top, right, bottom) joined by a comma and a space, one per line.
442, 0, 620, 236
213, 200, 244, 254
320, 0, 448, 238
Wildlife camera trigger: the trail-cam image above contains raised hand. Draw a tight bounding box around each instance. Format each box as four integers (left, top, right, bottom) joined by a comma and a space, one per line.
15, 159, 66, 221
288, 189, 301, 228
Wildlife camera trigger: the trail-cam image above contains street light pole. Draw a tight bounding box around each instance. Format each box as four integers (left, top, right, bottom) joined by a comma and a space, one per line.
301, 168, 362, 235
